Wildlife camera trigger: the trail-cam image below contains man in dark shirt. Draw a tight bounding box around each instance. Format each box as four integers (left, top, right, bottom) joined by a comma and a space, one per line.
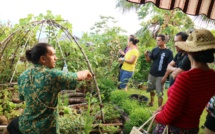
161, 32, 190, 87
145, 34, 173, 107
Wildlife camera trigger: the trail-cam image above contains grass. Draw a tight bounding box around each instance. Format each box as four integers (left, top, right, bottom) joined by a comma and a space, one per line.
126, 88, 206, 134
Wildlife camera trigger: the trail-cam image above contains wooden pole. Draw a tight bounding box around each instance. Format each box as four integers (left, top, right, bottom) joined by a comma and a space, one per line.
49, 20, 105, 123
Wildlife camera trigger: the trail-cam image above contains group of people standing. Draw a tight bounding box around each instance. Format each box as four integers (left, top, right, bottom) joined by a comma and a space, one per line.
118, 29, 215, 134
3, 29, 215, 134
153, 29, 215, 134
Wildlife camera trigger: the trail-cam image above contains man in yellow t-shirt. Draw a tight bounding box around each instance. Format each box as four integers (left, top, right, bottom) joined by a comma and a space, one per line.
118, 37, 139, 91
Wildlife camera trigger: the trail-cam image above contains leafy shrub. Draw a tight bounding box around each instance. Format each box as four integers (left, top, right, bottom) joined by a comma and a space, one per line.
124, 108, 152, 134
103, 103, 121, 122
109, 90, 129, 106
121, 99, 140, 115
98, 78, 117, 102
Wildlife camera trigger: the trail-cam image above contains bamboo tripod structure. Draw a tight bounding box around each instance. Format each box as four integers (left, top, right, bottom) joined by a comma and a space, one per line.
0, 19, 105, 123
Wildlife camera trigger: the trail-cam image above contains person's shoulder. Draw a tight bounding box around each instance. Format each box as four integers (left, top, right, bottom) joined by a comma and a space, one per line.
48, 69, 62, 75
182, 54, 189, 60
133, 48, 139, 52
165, 48, 173, 52
18, 69, 31, 82
19, 69, 30, 77
151, 47, 159, 52
153, 47, 159, 50
177, 70, 190, 79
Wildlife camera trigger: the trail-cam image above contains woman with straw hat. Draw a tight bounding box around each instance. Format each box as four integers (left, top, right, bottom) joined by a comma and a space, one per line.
153, 29, 215, 134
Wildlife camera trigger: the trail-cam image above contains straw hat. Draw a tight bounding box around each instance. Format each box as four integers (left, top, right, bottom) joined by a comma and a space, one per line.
175, 29, 215, 52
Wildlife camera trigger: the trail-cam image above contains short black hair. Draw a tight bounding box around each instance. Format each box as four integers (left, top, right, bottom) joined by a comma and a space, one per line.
176, 32, 188, 41
157, 34, 165, 41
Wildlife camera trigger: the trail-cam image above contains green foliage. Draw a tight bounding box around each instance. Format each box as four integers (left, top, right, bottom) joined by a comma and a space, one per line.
58, 113, 85, 134
115, 0, 140, 13
57, 95, 94, 134
133, 54, 150, 82
134, 2, 194, 52
84, 96, 94, 134
80, 16, 128, 83
133, 45, 153, 82
109, 89, 153, 133
101, 126, 119, 133
124, 108, 152, 134
0, 21, 12, 42
103, 103, 121, 122
0, 87, 25, 121
121, 99, 140, 115
109, 90, 129, 106
98, 78, 117, 102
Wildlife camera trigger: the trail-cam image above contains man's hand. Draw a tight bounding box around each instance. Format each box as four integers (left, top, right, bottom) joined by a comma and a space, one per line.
77, 70, 92, 81
166, 66, 173, 73
172, 68, 184, 80
144, 50, 149, 56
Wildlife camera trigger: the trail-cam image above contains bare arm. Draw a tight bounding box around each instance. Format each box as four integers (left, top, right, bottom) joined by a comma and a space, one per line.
161, 61, 175, 85
172, 68, 184, 80
167, 61, 177, 72
161, 71, 170, 85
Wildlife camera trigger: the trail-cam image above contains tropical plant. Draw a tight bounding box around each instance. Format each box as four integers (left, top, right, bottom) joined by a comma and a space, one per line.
115, 0, 141, 13
124, 107, 152, 133
80, 16, 128, 83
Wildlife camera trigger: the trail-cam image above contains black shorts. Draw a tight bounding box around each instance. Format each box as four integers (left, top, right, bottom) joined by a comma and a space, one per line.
7, 117, 22, 134
204, 113, 215, 132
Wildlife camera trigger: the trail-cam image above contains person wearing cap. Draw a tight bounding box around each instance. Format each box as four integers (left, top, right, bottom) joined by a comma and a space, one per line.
204, 96, 215, 134
153, 29, 215, 133
3, 43, 92, 134
161, 32, 190, 87
144, 34, 173, 107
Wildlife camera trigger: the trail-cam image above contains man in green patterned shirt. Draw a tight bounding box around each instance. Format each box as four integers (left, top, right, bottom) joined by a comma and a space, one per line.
4, 43, 92, 134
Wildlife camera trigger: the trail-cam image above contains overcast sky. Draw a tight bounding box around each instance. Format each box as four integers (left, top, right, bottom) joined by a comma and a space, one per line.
0, 0, 142, 37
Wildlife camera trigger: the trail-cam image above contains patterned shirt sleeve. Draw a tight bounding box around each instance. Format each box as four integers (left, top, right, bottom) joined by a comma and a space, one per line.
51, 70, 78, 92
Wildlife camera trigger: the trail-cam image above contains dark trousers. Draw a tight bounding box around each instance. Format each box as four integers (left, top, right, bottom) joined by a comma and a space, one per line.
204, 113, 215, 132
7, 117, 22, 134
